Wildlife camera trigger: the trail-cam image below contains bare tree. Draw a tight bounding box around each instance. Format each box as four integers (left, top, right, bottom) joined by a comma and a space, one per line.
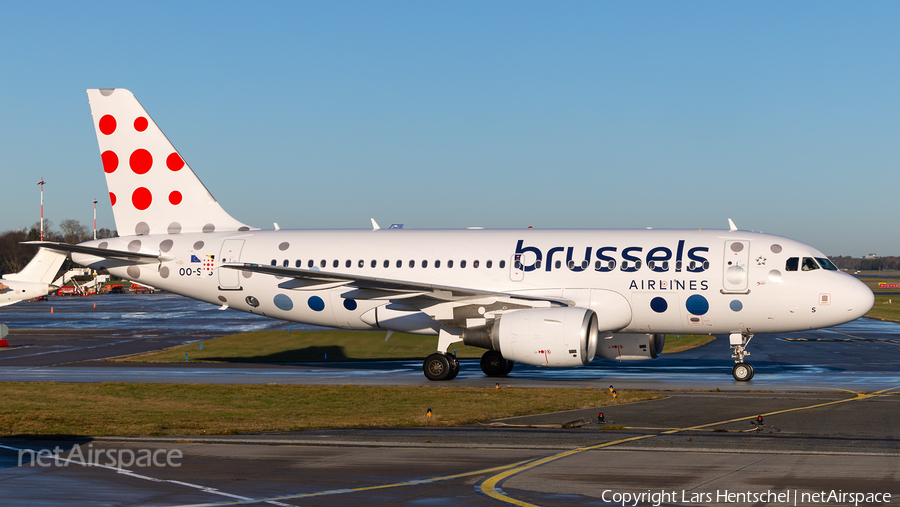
59, 219, 90, 244
0, 230, 37, 274
96, 227, 117, 239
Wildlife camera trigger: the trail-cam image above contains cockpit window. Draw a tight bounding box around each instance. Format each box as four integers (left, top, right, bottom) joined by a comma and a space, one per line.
785, 257, 798, 271
801, 257, 820, 271
816, 257, 838, 271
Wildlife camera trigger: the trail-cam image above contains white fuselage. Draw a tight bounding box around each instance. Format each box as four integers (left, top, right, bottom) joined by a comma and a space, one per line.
72, 228, 873, 336
0, 279, 50, 307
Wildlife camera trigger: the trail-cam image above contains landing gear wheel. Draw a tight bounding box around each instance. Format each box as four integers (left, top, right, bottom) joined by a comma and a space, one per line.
423, 353, 452, 381
746, 363, 754, 381
480, 350, 509, 377
732, 362, 753, 382
504, 360, 515, 375
446, 355, 460, 380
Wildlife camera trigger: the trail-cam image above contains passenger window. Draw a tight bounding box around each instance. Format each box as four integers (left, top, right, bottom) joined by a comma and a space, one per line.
448, 260, 454, 268
473, 260, 480, 268
409, 260, 415, 268
308, 259, 314, 268
785, 257, 798, 271
320, 259, 326, 268
270, 259, 277, 266
371, 260, 377, 268
461, 260, 467, 268
333, 259, 339, 268
435, 260, 441, 268
383, 260, 389, 268
555, 260, 562, 269
345, 260, 351, 268
422, 260, 428, 268
295, 260, 302, 268
816, 257, 838, 271
801, 257, 820, 271
396, 260, 402, 268
358, 260, 364, 268
283, 259, 289, 267
487, 260, 493, 268
499, 260, 505, 268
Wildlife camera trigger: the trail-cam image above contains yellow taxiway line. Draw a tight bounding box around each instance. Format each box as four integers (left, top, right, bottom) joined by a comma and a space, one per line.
479, 385, 900, 507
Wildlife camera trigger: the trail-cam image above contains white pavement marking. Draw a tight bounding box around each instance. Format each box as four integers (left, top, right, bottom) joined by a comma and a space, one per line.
0, 443, 293, 507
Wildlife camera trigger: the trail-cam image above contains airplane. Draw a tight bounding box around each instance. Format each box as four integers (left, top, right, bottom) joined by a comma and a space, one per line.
1, 248, 68, 307
32, 88, 874, 382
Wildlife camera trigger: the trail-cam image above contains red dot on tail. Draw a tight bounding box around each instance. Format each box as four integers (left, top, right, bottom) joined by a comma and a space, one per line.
166, 152, 185, 171
132, 187, 152, 210
134, 117, 148, 132
109, 192, 117, 206
101, 151, 119, 173
130, 149, 153, 174
99, 115, 116, 135
169, 191, 183, 205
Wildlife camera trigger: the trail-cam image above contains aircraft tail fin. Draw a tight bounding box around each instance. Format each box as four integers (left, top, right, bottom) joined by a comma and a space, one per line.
86, 89, 253, 236
2, 247, 68, 285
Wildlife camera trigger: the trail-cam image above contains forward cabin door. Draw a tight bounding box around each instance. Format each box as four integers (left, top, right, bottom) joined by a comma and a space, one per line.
723, 240, 750, 293
218, 239, 245, 290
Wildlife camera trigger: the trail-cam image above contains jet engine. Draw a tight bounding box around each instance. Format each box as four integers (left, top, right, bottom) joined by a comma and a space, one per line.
464, 307, 599, 367
595, 333, 666, 361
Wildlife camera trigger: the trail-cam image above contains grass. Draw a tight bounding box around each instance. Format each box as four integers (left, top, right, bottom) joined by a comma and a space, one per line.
662, 334, 716, 354
117, 330, 488, 363
864, 294, 900, 323
857, 276, 900, 294
119, 330, 717, 364
0, 382, 662, 437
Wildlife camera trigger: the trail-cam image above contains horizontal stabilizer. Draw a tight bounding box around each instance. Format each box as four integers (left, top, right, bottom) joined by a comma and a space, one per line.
22, 242, 160, 263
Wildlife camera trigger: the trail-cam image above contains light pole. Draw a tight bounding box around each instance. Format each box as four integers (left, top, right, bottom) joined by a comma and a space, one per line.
93, 198, 98, 240
37, 178, 45, 241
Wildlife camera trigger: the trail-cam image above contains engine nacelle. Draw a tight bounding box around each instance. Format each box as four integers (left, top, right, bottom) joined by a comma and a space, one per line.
465, 307, 599, 367
596, 333, 666, 361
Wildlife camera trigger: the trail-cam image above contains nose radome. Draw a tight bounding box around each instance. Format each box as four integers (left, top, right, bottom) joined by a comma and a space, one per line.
845, 276, 874, 321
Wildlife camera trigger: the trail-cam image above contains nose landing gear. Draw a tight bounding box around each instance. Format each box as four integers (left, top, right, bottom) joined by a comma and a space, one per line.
730, 332, 755, 381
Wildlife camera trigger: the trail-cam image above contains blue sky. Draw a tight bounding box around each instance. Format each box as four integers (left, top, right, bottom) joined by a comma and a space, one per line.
1, 2, 897, 256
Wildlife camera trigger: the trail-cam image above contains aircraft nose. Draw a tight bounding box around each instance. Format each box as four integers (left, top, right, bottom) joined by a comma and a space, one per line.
844, 276, 874, 321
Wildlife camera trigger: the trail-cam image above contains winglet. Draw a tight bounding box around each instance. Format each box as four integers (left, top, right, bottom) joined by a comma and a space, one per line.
728, 218, 738, 231
371, 218, 381, 231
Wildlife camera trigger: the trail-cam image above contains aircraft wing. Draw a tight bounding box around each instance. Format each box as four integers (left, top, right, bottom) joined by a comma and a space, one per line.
221, 262, 574, 306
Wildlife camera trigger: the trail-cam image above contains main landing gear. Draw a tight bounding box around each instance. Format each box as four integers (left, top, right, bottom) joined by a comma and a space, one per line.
730, 332, 755, 381
480, 350, 514, 377
423, 352, 460, 381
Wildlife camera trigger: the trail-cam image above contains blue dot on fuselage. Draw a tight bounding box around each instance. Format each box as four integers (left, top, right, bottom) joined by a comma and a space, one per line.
308, 296, 325, 312
273, 294, 293, 311
650, 297, 668, 313
343, 298, 358, 311
685, 294, 709, 316
730, 299, 743, 312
